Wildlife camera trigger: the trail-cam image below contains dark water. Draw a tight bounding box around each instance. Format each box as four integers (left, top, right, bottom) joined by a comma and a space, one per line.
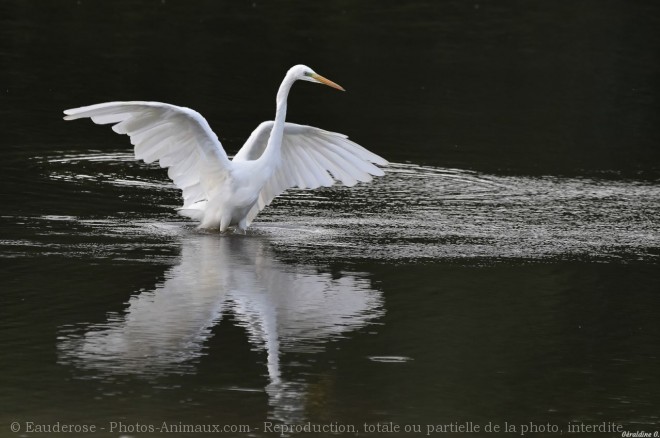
1, 1, 660, 437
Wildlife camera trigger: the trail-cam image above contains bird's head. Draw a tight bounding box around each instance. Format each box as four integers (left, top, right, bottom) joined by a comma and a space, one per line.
289, 64, 345, 91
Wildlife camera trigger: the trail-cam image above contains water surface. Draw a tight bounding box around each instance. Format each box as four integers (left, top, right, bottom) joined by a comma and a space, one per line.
1, 1, 659, 437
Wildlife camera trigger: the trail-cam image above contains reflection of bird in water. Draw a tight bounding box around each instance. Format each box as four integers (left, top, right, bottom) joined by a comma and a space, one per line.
64, 65, 388, 232
58, 233, 384, 422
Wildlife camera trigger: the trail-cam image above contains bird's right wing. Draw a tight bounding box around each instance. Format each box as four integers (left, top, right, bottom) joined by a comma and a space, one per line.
63, 101, 232, 210
234, 121, 388, 226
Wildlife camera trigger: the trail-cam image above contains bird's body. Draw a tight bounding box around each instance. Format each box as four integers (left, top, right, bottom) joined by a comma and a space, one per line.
64, 65, 388, 232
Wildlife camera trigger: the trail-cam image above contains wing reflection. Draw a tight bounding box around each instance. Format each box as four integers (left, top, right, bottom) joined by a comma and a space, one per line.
58, 233, 383, 421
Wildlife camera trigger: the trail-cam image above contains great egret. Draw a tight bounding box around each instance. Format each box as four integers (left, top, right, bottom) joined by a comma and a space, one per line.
63, 64, 388, 232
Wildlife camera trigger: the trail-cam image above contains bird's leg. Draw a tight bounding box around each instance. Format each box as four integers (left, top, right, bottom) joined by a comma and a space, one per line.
219, 217, 230, 233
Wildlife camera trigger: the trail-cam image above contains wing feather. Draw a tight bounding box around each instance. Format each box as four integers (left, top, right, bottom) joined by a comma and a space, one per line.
64, 101, 232, 209
287, 145, 317, 189
236, 121, 388, 226
90, 113, 132, 125
297, 143, 334, 187
326, 143, 374, 181
305, 140, 355, 186
308, 138, 359, 186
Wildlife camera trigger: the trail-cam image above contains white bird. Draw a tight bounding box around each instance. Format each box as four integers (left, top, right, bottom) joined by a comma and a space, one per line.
63, 64, 388, 232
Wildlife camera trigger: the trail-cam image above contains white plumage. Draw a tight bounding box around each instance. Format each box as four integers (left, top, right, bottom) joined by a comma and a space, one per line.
64, 64, 388, 231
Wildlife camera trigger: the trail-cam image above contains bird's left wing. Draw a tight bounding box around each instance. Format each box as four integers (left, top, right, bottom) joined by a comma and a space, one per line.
234, 121, 388, 226
63, 101, 232, 210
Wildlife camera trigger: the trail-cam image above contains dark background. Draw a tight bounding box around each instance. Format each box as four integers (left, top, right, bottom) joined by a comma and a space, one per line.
2, 0, 659, 175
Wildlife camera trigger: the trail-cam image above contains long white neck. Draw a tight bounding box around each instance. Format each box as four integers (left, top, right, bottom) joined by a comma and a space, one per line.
257, 72, 296, 171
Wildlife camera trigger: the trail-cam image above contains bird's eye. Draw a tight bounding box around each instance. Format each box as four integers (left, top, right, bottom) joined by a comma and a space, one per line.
304, 71, 313, 77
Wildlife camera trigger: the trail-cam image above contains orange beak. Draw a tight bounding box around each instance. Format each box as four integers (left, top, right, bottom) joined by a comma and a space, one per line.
311, 73, 345, 91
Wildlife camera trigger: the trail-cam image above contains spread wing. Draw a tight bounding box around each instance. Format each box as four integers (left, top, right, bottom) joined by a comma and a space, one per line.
63, 101, 232, 210
233, 121, 388, 226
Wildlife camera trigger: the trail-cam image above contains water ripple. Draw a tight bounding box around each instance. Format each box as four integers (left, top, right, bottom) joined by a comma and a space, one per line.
7, 155, 657, 263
